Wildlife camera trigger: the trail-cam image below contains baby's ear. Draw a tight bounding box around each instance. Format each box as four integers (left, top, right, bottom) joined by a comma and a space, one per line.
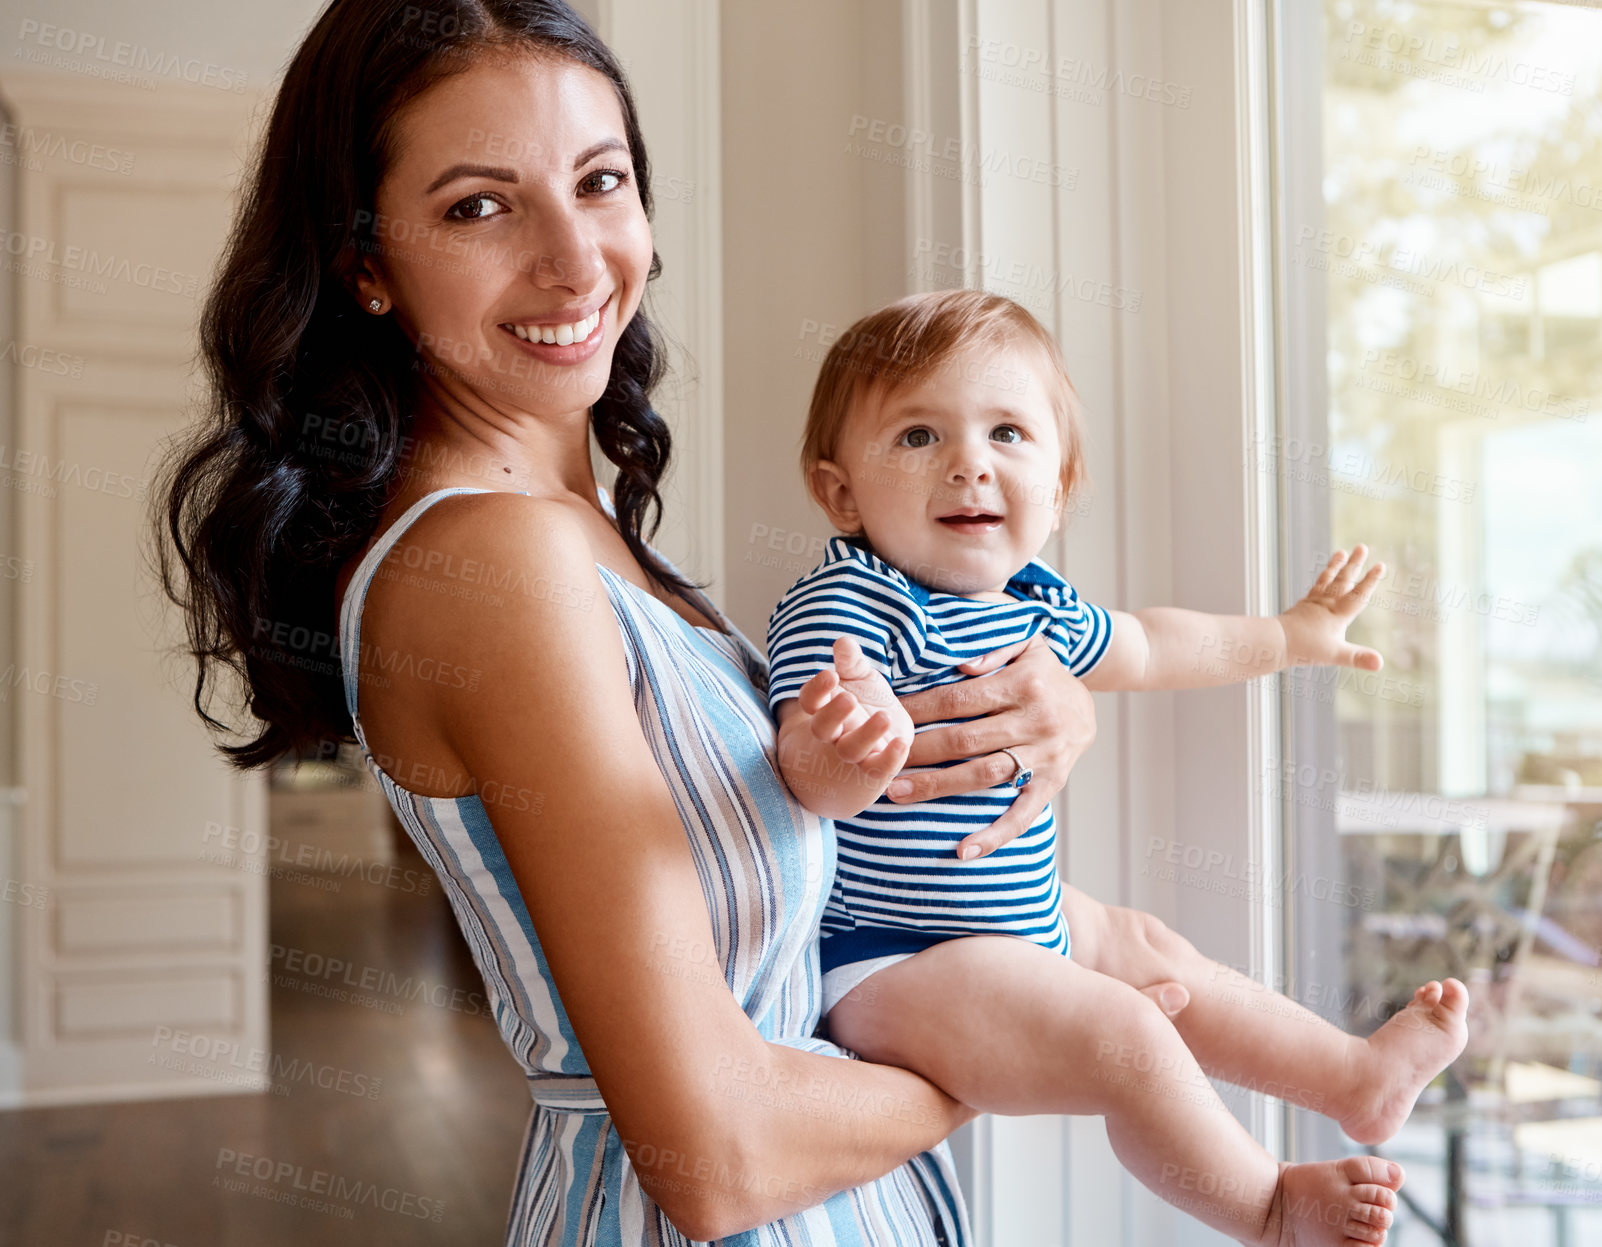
808, 461, 859, 531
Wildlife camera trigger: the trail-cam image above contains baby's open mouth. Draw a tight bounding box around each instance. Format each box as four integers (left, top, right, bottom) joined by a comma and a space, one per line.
938, 511, 1004, 531
939, 511, 1003, 525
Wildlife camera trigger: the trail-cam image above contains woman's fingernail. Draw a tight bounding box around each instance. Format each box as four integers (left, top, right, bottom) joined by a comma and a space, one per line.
958, 845, 979, 860
887, 779, 912, 798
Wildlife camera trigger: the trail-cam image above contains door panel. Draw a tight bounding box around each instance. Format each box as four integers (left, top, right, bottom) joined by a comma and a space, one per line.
1, 71, 267, 1105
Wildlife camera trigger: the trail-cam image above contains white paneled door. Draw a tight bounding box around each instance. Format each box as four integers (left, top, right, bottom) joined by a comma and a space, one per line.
0, 72, 267, 1105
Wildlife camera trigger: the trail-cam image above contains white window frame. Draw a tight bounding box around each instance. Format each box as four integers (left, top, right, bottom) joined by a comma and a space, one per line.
1268, 0, 1350, 1173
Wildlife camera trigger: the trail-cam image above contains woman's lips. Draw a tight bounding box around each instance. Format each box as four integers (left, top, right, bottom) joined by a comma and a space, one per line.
497, 299, 609, 365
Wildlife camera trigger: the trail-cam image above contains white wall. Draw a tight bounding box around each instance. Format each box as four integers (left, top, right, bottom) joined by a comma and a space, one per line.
719, 2, 912, 638
0, 0, 329, 91
587, 0, 725, 590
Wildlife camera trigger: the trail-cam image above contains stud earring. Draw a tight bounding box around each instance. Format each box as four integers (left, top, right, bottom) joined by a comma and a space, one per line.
368, 298, 383, 312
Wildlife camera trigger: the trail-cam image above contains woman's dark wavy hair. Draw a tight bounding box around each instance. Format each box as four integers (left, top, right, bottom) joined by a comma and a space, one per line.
156, 0, 683, 769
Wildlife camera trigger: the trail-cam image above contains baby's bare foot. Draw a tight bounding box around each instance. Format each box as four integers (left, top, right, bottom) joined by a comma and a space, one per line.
1340, 979, 1469, 1146
1249, 1156, 1403, 1247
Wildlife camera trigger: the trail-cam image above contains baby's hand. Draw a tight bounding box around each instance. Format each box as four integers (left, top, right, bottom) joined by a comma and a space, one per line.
1281, 545, 1385, 670
795, 637, 915, 783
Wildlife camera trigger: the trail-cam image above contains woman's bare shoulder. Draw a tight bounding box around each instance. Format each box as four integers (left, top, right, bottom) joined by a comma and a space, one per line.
349, 491, 624, 794
363, 490, 609, 623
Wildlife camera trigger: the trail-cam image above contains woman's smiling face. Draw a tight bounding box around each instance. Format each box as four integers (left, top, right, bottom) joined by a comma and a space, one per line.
364, 50, 654, 419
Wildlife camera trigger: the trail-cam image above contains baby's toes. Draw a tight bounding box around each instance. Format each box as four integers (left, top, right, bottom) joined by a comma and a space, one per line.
1351, 1184, 1396, 1213
1343, 1177, 1396, 1244
1340, 1155, 1404, 1190
1438, 978, 1469, 1015
1348, 1193, 1394, 1233
1414, 981, 1442, 1008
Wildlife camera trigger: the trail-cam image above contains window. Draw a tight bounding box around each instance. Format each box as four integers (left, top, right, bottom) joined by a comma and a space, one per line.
1280, 1, 1602, 1241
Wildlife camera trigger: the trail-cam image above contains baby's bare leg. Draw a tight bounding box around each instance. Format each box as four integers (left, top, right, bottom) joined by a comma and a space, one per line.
1062, 886, 1469, 1144
829, 937, 1401, 1246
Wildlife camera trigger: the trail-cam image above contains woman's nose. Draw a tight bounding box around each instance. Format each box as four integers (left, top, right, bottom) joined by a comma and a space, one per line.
523, 208, 605, 293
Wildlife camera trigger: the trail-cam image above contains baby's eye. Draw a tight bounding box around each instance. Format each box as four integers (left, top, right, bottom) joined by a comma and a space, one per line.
446, 193, 506, 222
899, 427, 935, 449
991, 424, 1023, 444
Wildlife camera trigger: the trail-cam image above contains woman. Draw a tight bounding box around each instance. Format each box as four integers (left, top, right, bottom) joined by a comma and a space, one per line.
158, 1, 1171, 1241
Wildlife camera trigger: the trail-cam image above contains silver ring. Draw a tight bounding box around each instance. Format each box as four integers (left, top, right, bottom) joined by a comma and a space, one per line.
998, 747, 1032, 790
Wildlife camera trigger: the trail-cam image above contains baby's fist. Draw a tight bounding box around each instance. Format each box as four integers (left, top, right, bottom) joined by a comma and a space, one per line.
796, 638, 913, 777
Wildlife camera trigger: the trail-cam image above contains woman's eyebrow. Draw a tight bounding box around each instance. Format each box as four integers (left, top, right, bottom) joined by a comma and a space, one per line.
571, 137, 629, 168
423, 140, 628, 195
425, 162, 518, 194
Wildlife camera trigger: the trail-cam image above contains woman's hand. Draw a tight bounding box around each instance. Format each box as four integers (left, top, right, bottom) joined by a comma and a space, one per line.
889, 632, 1094, 860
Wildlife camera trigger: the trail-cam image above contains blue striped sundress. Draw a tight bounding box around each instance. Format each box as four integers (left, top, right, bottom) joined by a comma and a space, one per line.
764, 536, 1113, 1011
338, 488, 972, 1247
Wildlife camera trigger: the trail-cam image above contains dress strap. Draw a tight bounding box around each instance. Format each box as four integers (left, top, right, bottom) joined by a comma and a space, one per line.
338, 487, 490, 725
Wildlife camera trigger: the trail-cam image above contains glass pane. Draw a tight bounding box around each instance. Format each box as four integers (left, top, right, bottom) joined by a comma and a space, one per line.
1288, 2, 1602, 1242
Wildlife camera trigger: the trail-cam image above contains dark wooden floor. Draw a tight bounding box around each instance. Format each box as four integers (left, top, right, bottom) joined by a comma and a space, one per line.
0, 840, 531, 1246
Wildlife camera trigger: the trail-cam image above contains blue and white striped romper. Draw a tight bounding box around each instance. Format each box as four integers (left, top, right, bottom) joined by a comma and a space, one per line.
765, 537, 1113, 1013
339, 488, 972, 1247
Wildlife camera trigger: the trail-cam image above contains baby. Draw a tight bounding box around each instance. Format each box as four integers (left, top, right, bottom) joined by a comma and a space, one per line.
766, 290, 1468, 1247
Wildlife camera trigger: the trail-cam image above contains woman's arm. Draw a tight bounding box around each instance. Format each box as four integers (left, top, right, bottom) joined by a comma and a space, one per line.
369, 496, 972, 1241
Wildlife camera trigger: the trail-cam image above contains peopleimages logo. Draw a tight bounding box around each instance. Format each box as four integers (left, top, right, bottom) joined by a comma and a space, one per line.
1341, 21, 1575, 96
0, 445, 145, 499
1357, 350, 1589, 423
14, 20, 248, 92
845, 115, 1078, 190
1294, 227, 1528, 300
213, 1147, 444, 1221
149, 1026, 383, 1099
0, 122, 135, 174
1407, 146, 1602, 217
0, 663, 98, 705
962, 36, 1193, 109
0, 228, 202, 298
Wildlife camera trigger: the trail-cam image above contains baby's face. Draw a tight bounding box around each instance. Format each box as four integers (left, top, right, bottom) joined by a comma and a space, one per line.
814, 341, 1066, 596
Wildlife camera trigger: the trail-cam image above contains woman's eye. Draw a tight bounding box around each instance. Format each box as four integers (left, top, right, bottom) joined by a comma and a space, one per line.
446, 193, 505, 222
899, 427, 935, 449
991, 424, 1022, 444
581, 169, 629, 194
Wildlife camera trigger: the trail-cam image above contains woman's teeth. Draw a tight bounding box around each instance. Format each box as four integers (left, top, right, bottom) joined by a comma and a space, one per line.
506, 308, 602, 346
